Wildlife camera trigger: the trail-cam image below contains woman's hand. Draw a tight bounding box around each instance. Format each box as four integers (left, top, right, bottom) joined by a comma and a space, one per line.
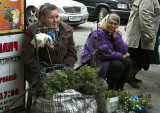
123, 52, 130, 59
112, 28, 119, 38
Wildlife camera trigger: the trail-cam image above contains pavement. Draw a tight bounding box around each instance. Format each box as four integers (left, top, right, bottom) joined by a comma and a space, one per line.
124, 64, 160, 113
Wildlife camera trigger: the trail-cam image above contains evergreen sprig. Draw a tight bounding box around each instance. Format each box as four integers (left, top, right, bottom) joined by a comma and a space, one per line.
40, 65, 108, 98
40, 70, 69, 98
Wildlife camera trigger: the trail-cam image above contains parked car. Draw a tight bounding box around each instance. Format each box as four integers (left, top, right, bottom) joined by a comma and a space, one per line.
73, 0, 133, 21
26, 0, 89, 26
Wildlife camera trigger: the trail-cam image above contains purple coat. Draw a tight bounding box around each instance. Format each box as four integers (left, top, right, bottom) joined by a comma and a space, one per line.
80, 28, 128, 78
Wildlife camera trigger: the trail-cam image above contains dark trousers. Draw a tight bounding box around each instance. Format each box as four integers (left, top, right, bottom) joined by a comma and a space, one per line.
107, 58, 132, 90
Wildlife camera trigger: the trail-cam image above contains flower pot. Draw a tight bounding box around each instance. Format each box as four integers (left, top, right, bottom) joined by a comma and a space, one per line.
128, 106, 148, 113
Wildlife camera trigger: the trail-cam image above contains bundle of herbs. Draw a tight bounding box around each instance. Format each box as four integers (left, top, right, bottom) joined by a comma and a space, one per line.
39, 65, 108, 99
76, 65, 108, 96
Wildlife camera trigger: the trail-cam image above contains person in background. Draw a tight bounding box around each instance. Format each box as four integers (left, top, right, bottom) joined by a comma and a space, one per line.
22, 3, 77, 112
126, 0, 160, 88
80, 13, 131, 90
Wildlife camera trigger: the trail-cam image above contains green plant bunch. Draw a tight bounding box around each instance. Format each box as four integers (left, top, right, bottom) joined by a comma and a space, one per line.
62, 67, 81, 90
117, 90, 133, 110
100, 90, 119, 99
39, 65, 108, 99
76, 65, 108, 96
95, 77, 109, 97
40, 70, 69, 98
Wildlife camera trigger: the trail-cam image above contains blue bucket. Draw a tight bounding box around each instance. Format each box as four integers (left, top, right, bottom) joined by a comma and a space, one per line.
128, 96, 148, 113
128, 106, 148, 113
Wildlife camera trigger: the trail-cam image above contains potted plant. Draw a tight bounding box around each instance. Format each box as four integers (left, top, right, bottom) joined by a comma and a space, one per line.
118, 90, 153, 113
96, 90, 119, 113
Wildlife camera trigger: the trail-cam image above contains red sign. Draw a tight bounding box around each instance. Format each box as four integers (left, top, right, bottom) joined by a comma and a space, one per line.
0, 41, 18, 53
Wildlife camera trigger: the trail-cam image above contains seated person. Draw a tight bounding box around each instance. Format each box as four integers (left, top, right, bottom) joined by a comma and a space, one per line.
80, 13, 131, 90
22, 3, 77, 112
22, 3, 77, 83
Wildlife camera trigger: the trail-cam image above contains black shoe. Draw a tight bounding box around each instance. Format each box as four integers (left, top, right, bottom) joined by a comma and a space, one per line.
127, 81, 139, 88
134, 77, 142, 83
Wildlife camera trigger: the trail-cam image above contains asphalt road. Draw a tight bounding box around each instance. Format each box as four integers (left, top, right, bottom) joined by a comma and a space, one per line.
73, 21, 160, 113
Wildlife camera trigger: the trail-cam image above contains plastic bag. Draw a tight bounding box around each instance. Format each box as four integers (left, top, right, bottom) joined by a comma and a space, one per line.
31, 89, 97, 113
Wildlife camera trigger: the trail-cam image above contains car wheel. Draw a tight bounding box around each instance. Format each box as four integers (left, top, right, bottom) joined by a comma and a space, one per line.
98, 7, 108, 21
26, 7, 38, 26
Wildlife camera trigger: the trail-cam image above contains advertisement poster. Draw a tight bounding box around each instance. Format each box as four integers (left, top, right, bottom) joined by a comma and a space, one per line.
0, 0, 25, 34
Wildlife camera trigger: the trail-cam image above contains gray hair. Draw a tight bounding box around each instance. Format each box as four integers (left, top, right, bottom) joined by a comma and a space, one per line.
38, 3, 59, 20
107, 13, 120, 25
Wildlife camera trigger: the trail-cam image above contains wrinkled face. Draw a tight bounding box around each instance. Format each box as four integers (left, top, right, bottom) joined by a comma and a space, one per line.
106, 18, 118, 33
41, 10, 60, 28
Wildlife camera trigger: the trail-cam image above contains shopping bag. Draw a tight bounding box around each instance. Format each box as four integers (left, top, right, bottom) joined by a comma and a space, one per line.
31, 89, 97, 113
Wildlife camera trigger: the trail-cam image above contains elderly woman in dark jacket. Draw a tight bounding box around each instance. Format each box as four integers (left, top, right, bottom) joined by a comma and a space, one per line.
80, 13, 131, 90
22, 3, 77, 83
22, 3, 77, 112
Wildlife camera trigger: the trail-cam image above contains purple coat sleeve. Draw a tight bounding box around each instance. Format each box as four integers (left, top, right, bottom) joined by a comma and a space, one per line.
95, 29, 125, 61
112, 32, 128, 55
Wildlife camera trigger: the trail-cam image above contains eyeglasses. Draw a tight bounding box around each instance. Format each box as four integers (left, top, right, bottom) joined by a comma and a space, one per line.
108, 21, 118, 26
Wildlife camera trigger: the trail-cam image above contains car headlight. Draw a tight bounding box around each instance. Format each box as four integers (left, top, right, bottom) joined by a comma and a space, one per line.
58, 8, 64, 14
82, 5, 88, 13
117, 4, 128, 9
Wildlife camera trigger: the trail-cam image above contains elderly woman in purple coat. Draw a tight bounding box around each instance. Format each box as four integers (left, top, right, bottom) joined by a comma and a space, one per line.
80, 13, 131, 90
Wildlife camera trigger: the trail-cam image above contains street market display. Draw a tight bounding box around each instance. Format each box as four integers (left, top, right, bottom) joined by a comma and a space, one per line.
29, 64, 153, 113
31, 65, 108, 112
